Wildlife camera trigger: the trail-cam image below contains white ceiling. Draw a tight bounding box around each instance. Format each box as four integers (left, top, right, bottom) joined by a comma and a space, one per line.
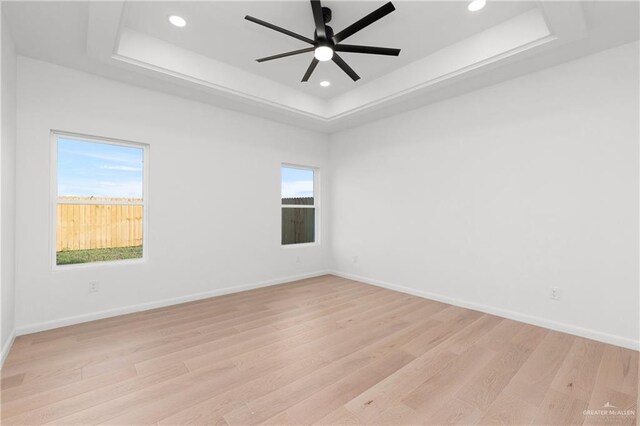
123, 1, 536, 98
3, 1, 639, 132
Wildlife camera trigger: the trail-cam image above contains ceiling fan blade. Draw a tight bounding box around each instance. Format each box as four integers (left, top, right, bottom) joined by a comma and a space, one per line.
335, 44, 400, 56
333, 2, 395, 44
256, 47, 315, 63
310, 0, 327, 40
301, 58, 319, 82
245, 15, 315, 45
332, 53, 360, 81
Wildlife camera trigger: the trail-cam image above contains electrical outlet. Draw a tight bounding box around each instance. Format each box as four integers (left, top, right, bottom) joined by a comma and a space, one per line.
353, 256, 358, 264
89, 280, 99, 293
550, 287, 560, 300
296, 256, 301, 263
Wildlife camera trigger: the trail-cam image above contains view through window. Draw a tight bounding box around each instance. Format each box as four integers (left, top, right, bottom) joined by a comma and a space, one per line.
55, 134, 146, 265
281, 165, 316, 245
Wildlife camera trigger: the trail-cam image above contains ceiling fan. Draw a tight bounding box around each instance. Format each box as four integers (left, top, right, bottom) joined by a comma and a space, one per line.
245, 1, 400, 82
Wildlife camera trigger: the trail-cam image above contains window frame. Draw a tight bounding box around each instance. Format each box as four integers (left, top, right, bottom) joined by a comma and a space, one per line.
50, 130, 150, 270
281, 163, 319, 248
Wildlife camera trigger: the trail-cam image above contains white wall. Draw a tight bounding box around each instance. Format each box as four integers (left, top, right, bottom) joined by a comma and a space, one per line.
1, 12, 17, 361
329, 41, 639, 349
10, 39, 640, 350
15, 57, 330, 333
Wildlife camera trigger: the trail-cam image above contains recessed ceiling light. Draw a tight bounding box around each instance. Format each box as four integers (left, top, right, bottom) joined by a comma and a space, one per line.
314, 46, 334, 62
320, 81, 331, 87
468, 0, 486, 12
168, 15, 187, 27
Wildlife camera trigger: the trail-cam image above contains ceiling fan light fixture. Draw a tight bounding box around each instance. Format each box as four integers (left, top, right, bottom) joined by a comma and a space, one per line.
168, 15, 187, 27
314, 45, 334, 62
467, 0, 486, 12
320, 81, 331, 87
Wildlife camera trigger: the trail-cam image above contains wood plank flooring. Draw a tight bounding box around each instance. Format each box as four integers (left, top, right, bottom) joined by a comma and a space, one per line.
1, 275, 637, 425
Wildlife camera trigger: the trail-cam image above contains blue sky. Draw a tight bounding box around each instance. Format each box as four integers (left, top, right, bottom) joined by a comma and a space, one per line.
58, 142, 308, 199
281, 167, 314, 198
57, 138, 144, 198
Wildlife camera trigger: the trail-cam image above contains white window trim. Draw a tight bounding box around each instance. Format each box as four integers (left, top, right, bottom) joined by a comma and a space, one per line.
281, 163, 320, 248
50, 130, 150, 270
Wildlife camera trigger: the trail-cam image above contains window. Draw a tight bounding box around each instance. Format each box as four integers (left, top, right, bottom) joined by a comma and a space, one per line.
281, 165, 317, 245
53, 132, 148, 266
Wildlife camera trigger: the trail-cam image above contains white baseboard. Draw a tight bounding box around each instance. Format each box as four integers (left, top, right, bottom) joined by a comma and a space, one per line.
13, 269, 638, 351
331, 270, 639, 351
1, 330, 16, 368
15, 270, 330, 337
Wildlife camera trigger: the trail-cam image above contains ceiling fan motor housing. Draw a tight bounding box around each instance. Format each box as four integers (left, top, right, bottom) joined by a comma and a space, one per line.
315, 26, 334, 45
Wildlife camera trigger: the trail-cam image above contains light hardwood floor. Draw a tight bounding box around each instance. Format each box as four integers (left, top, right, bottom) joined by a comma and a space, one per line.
1, 275, 637, 425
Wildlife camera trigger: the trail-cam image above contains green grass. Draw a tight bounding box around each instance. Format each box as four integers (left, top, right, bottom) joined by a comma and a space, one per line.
57, 246, 143, 265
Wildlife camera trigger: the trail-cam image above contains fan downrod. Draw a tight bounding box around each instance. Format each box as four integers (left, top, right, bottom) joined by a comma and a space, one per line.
322, 7, 331, 24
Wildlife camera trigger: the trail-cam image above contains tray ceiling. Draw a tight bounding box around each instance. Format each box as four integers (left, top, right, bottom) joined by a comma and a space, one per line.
123, 1, 537, 99
3, 1, 638, 132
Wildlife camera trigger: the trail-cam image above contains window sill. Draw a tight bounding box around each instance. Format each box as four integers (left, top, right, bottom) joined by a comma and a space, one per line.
281, 242, 319, 249
52, 257, 147, 271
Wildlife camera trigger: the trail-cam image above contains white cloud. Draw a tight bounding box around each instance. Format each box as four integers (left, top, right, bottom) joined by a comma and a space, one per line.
58, 180, 143, 198
282, 180, 313, 198
59, 148, 142, 165
100, 165, 143, 172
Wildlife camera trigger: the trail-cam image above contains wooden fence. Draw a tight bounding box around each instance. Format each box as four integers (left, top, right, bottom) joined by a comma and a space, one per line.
57, 196, 314, 251
282, 197, 315, 245
56, 197, 143, 252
